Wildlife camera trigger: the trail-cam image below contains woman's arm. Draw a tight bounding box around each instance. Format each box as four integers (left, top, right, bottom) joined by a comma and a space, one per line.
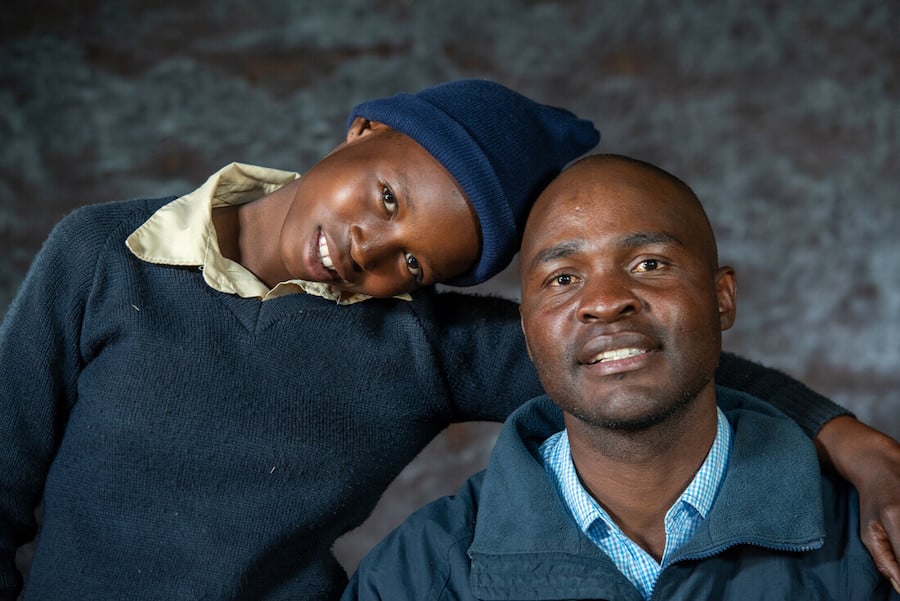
715, 351, 848, 435
421, 290, 542, 423
716, 351, 900, 591
815, 416, 900, 593
0, 207, 101, 596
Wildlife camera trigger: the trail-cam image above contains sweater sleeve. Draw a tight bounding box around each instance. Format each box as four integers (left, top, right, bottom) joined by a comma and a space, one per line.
716, 351, 851, 437
416, 290, 544, 423
0, 205, 112, 596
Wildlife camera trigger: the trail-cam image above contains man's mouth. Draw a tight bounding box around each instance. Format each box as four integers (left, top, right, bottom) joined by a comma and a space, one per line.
587, 348, 650, 365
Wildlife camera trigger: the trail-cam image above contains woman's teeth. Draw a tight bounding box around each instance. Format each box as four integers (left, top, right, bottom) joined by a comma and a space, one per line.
318, 232, 335, 270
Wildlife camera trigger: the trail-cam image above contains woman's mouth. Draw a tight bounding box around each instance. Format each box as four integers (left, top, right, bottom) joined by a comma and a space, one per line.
318, 231, 335, 271
310, 229, 340, 282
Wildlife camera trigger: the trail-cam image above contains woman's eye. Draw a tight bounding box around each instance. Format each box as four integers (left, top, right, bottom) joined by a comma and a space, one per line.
404, 252, 421, 279
381, 186, 397, 215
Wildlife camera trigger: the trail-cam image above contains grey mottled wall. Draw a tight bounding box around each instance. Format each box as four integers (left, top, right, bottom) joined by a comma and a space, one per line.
2, 0, 898, 573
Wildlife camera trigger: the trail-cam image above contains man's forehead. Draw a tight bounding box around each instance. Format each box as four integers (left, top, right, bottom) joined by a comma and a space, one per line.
525, 189, 698, 261
530, 186, 667, 239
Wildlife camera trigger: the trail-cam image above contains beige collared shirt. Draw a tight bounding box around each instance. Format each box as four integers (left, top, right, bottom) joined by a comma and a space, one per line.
126, 162, 408, 305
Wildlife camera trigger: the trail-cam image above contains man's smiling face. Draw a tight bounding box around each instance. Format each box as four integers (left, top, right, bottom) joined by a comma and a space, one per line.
518, 156, 736, 432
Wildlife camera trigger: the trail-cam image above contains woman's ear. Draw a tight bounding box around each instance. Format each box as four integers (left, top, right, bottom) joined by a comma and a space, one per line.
345, 117, 389, 143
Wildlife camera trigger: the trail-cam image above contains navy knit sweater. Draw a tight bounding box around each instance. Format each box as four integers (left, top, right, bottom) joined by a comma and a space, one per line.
0, 198, 847, 600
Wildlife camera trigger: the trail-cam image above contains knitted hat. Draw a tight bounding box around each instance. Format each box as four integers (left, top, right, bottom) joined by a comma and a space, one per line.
347, 79, 599, 286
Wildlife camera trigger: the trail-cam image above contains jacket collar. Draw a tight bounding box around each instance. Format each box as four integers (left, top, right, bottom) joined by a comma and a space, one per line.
468, 388, 825, 600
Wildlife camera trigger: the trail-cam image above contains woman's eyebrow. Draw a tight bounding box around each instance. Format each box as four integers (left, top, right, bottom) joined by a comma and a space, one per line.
395, 170, 413, 213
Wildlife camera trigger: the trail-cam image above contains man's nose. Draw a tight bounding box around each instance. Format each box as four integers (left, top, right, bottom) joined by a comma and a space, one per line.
576, 273, 641, 323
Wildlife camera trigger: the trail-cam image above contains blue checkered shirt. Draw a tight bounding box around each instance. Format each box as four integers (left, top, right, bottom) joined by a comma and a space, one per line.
539, 406, 732, 600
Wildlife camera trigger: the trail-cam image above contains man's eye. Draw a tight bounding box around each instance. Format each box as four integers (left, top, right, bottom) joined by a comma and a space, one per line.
634, 259, 661, 272
382, 186, 397, 215
404, 252, 421, 279
551, 274, 578, 286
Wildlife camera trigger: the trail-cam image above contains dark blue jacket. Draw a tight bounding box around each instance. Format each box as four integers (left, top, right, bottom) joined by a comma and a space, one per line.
344, 389, 896, 600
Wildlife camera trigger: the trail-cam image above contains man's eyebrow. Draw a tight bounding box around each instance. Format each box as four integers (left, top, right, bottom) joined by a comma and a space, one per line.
619, 231, 685, 249
527, 232, 684, 272
527, 241, 584, 271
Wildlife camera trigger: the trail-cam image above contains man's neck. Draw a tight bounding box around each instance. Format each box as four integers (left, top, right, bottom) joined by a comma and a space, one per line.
565, 394, 718, 561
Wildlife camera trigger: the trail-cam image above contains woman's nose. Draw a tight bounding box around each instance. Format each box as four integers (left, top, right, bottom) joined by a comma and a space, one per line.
350, 223, 398, 272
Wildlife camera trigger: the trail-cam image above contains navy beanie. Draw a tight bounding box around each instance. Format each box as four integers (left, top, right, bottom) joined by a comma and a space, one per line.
347, 79, 600, 286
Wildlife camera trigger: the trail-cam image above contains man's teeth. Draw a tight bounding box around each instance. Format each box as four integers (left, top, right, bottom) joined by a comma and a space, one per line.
318, 233, 335, 270
589, 348, 647, 364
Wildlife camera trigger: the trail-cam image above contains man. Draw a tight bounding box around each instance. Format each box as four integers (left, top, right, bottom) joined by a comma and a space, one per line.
343, 154, 899, 600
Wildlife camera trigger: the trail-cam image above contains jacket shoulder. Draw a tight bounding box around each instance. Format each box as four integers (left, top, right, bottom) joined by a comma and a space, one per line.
344, 473, 484, 600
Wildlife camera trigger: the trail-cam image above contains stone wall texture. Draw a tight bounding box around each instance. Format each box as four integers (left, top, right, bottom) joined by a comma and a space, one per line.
2, 0, 898, 573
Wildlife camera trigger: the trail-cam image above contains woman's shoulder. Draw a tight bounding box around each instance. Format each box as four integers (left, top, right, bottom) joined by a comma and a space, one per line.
45, 196, 177, 251
61, 196, 176, 228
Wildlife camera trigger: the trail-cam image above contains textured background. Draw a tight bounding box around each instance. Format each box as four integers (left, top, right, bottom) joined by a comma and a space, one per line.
2, 0, 898, 574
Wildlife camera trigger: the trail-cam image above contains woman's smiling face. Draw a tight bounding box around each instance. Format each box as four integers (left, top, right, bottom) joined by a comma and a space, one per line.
279, 119, 481, 298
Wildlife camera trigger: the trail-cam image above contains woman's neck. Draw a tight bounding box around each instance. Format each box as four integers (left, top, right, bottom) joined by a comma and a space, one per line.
211, 180, 298, 287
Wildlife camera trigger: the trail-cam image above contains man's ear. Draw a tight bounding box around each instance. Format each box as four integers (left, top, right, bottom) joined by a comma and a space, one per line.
519, 307, 535, 362
345, 117, 389, 143
715, 266, 737, 331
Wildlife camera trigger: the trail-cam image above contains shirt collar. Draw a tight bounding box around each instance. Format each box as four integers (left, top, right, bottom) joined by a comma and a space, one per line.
541, 405, 732, 538
125, 162, 410, 305
675, 406, 732, 519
